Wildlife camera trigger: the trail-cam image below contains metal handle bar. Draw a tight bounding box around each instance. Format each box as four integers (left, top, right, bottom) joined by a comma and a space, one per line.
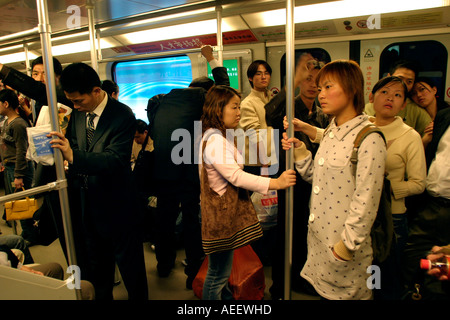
0, 180, 68, 204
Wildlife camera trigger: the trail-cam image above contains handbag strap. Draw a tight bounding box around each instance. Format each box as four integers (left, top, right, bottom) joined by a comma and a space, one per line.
11, 187, 34, 204
13, 187, 26, 192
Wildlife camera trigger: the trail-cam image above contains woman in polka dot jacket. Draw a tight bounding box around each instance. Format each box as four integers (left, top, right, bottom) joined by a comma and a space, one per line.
282, 60, 387, 300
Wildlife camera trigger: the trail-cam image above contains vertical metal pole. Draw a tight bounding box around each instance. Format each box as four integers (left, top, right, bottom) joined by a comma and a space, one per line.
23, 43, 36, 123
36, 0, 81, 300
86, 0, 98, 72
284, 0, 295, 301
23, 44, 32, 76
96, 29, 103, 62
216, 4, 223, 65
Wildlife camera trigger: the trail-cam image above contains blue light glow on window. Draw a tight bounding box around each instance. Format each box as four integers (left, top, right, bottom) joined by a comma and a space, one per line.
113, 56, 193, 122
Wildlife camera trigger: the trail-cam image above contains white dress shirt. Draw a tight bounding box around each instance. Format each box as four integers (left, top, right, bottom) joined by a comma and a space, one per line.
426, 126, 450, 199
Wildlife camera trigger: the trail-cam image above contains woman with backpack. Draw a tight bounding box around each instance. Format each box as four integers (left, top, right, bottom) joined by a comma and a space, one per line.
368, 76, 427, 299
281, 60, 386, 300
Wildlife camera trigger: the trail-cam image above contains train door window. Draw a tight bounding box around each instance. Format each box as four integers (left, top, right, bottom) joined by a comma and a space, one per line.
380, 40, 448, 99
112, 55, 193, 122
280, 48, 331, 88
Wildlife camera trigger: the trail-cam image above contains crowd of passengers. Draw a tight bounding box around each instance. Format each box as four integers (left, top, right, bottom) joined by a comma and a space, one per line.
0, 45, 448, 300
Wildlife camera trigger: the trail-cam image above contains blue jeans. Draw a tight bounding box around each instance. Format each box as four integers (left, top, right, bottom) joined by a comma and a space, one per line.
0, 234, 34, 264
202, 249, 234, 300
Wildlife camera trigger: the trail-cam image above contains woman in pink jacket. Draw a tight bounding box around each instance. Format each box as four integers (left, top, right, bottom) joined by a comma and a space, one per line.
199, 85, 296, 300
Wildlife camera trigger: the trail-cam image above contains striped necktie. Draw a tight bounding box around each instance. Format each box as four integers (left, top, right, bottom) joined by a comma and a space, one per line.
86, 112, 96, 148
83, 112, 96, 189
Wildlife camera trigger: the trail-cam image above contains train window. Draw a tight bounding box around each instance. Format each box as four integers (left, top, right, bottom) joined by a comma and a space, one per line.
380, 40, 448, 99
207, 58, 241, 91
280, 48, 332, 88
112, 55, 193, 122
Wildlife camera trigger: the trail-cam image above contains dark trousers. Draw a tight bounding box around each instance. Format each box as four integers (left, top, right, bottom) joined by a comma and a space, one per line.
78, 190, 148, 300
375, 213, 409, 300
402, 192, 450, 300
154, 179, 204, 279
270, 176, 313, 298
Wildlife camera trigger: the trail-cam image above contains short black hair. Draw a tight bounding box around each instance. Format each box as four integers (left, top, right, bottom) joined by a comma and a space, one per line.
0, 89, 19, 109
135, 119, 148, 133
389, 60, 420, 78
372, 76, 408, 102
247, 60, 272, 88
60, 63, 101, 94
189, 76, 214, 91
31, 56, 63, 76
101, 79, 119, 96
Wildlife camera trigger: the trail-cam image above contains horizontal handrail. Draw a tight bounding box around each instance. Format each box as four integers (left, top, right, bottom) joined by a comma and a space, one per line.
0, 180, 68, 204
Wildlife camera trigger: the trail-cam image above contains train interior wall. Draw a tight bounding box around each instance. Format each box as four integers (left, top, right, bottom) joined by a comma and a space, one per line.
99, 35, 449, 109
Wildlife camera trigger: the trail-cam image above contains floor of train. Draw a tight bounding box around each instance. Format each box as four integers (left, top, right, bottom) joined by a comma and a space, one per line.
0, 208, 318, 301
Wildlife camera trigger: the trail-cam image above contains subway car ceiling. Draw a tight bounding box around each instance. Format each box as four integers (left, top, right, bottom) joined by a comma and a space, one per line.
0, 0, 449, 72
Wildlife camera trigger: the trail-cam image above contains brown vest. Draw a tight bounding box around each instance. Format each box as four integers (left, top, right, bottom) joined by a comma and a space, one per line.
200, 141, 262, 255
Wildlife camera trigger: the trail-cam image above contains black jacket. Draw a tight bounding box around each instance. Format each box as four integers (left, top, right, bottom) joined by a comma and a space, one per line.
0, 65, 72, 111
67, 95, 137, 235
147, 66, 229, 182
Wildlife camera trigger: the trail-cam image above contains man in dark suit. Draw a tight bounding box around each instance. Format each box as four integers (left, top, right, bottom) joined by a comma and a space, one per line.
0, 56, 71, 119
1, 57, 70, 249
264, 54, 327, 298
49, 63, 148, 300
146, 45, 229, 289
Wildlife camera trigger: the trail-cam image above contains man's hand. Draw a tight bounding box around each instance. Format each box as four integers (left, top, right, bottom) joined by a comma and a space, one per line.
19, 265, 44, 276
48, 131, 73, 164
281, 131, 302, 150
14, 178, 24, 190
426, 246, 450, 281
294, 53, 316, 88
201, 45, 215, 62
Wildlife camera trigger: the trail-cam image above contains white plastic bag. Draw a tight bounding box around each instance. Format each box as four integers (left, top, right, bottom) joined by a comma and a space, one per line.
251, 190, 278, 229
26, 124, 54, 165
26, 103, 72, 166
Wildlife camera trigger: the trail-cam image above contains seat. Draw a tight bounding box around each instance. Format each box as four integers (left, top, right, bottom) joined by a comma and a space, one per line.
0, 265, 77, 300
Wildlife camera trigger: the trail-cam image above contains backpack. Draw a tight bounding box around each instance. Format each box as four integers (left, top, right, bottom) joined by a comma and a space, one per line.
350, 124, 395, 264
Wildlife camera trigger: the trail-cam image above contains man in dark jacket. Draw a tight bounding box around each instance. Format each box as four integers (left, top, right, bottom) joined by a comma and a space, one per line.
0, 56, 70, 121
264, 53, 328, 299
49, 62, 148, 300
0, 56, 68, 249
147, 45, 229, 289
403, 107, 450, 300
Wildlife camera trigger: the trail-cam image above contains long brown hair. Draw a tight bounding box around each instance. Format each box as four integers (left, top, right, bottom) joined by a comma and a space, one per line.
201, 85, 241, 135
315, 60, 365, 114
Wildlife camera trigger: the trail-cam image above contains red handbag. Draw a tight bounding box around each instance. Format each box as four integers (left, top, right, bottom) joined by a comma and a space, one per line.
193, 245, 265, 300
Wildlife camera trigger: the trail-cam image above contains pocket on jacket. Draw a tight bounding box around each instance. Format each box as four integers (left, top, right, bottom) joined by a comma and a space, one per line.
319, 245, 354, 288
